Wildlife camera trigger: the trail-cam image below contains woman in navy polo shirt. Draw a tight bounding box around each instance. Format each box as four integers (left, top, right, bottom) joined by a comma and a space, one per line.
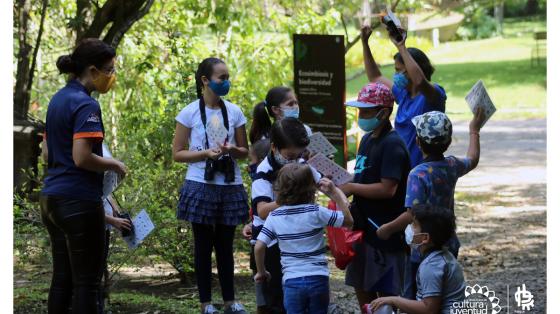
41, 38, 127, 313
360, 25, 447, 168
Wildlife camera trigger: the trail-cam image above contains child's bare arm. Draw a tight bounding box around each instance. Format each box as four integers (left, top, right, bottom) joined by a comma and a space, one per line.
256, 201, 280, 220
253, 240, 270, 283
341, 178, 398, 199
467, 107, 485, 171
332, 187, 353, 229
319, 178, 353, 228
377, 209, 413, 240
370, 296, 442, 314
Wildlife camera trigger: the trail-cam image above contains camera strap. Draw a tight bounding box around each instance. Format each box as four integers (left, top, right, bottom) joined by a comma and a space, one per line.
199, 97, 229, 149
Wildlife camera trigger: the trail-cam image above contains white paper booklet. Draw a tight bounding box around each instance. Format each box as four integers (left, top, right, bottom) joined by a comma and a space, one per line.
465, 80, 496, 128
308, 132, 338, 157
206, 114, 228, 146
102, 143, 120, 198
307, 153, 353, 186
123, 209, 155, 249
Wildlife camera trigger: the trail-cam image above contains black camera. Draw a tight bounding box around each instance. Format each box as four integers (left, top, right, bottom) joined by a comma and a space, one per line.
117, 212, 134, 237
382, 15, 403, 42
204, 154, 235, 183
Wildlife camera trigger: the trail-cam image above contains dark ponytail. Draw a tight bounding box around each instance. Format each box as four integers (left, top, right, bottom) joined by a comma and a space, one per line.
56, 38, 116, 76
195, 57, 225, 99
249, 86, 292, 144
249, 102, 272, 144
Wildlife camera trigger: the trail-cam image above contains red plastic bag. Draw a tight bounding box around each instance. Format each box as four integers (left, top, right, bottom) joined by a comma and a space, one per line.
326, 200, 363, 270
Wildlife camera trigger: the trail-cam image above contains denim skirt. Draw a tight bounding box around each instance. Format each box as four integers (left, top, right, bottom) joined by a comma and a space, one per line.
177, 180, 249, 226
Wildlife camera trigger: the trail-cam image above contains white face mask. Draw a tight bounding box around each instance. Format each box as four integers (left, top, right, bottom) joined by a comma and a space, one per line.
406, 224, 427, 251
405, 224, 414, 245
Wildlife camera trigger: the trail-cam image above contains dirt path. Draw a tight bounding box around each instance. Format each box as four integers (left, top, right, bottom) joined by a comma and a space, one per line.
329, 119, 547, 313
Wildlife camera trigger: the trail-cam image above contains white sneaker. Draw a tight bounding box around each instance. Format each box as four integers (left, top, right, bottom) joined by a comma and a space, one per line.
223, 302, 247, 314
203, 304, 219, 314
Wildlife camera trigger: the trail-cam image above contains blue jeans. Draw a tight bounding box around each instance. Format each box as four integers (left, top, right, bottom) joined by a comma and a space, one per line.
283, 275, 329, 314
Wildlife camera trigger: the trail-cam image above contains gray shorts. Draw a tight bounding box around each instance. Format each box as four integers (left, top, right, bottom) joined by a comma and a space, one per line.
345, 242, 405, 295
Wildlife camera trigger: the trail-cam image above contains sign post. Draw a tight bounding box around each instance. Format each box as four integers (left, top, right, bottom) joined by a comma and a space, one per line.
293, 34, 347, 166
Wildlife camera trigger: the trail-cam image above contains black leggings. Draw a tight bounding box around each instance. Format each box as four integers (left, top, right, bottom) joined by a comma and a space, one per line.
192, 223, 237, 303
40, 196, 106, 314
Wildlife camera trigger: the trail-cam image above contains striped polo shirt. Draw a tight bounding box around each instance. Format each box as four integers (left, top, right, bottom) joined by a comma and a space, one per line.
250, 153, 321, 244
257, 204, 344, 283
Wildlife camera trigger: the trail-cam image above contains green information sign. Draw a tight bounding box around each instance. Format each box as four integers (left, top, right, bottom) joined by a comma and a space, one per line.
293, 34, 347, 166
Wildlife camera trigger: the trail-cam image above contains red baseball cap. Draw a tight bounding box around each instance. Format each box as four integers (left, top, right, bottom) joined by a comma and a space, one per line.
346, 82, 395, 108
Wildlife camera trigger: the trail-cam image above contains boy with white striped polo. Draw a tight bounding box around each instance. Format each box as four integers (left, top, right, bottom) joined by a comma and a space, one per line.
254, 163, 353, 313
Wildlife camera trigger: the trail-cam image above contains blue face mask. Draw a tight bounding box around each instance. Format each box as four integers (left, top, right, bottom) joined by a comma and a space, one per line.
358, 117, 382, 132
393, 72, 409, 89
282, 107, 300, 119
208, 79, 231, 96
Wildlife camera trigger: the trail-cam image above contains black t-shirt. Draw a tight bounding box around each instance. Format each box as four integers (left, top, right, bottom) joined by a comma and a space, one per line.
352, 126, 410, 251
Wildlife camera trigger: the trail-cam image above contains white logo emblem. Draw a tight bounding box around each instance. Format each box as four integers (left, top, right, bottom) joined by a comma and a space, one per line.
86, 112, 100, 123
452, 284, 501, 314
514, 284, 534, 311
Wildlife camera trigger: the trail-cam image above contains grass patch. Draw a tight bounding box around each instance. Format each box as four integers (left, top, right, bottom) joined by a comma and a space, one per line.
14, 273, 260, 314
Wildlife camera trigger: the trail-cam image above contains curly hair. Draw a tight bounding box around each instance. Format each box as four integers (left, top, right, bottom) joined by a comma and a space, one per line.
274, 163, 317, 206
411, 204, 456, 249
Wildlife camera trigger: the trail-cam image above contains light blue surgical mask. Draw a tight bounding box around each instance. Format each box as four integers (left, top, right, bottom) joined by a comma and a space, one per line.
393, 72, 409, 89
358, 117, 381, 132
208, 79, 231, 96
282, 107, 300, 119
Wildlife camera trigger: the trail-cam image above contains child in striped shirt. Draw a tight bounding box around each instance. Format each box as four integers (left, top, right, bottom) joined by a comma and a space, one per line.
254, 163, 353, 313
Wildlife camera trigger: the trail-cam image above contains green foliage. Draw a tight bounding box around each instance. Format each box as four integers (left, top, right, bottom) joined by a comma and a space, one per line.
456, 6, 499, 40
13, 191, 50, 269
504, 0, 546, 17
16, 0, 346, 279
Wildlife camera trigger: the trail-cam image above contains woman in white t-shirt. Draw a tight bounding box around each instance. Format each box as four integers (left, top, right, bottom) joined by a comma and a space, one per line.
172, 57, 249, 314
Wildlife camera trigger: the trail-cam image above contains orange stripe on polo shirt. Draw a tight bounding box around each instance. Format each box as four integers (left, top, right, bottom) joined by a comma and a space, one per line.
73, 132, 104, 139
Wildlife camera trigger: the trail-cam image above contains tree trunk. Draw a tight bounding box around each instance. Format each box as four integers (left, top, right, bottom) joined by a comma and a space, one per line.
494, 1, 504, 35
77, 0, 155, 48
525, 0, 538, 16
14, 0, 32, 121
28, 0, 49, 94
